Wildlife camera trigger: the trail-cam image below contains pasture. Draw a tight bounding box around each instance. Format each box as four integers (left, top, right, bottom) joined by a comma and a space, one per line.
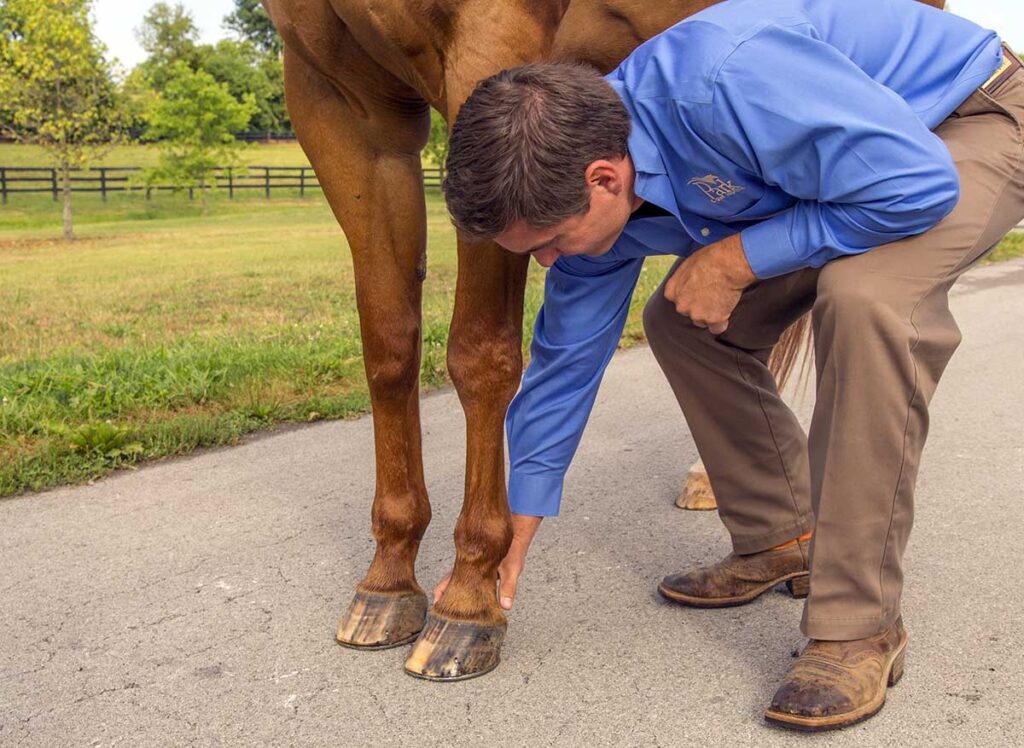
0, 178, 673, 496
1, 144, 1020, 497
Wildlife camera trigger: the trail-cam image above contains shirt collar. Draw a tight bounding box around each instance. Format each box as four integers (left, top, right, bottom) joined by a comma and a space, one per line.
606, 77, 668, 177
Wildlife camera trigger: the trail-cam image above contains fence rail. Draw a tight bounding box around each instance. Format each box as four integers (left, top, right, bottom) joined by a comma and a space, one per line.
3, 166, 1023, 230
0, 165, 446, 204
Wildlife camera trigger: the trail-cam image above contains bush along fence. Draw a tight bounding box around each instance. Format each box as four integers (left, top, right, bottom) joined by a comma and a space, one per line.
0, 164, 446, 204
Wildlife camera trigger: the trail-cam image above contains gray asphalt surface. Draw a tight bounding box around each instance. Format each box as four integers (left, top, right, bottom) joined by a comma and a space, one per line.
2, 259, 1023, 747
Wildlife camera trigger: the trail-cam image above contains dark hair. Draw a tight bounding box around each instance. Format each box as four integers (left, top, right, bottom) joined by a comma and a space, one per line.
442, 62, 631, 239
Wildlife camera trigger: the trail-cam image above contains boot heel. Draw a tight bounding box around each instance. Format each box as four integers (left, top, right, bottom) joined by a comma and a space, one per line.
888, 649, 906, 687
785, 574, 810, 599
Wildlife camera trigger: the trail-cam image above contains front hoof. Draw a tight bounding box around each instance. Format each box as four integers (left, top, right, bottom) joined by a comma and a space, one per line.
336, 589, 428, 649
404, 612, 506, 681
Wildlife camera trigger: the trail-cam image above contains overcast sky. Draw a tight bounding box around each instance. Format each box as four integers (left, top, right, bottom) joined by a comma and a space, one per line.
94, 0, 1024, 70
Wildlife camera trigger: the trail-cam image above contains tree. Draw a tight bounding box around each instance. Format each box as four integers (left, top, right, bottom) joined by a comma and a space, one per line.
197, 39, 287, 134
135, 1, 199, 88
224, 0, 281, 56
0, 0, 126, 240
145, 61, 257, 215
423, 109, 449, 170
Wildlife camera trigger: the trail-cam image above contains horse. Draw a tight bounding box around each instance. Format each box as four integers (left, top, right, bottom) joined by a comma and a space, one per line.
260, 0, 942, 681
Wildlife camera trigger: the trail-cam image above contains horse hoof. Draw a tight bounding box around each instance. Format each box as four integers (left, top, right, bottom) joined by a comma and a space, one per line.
336, 589, 428, 649
675, 468, 718, 511
403, 612, 506, 681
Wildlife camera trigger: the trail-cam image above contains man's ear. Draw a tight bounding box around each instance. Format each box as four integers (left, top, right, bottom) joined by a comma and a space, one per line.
584, 158, 625, 197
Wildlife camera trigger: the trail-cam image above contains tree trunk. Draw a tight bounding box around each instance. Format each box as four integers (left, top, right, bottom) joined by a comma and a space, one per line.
200, 175, 208, 217
61, 161, 74, 241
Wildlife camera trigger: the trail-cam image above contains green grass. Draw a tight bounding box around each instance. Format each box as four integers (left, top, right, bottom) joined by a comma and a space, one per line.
1, 140, 1020, 497
0, 189, 673, 496
0, 141, 312, 169
982, 231, 1023, 264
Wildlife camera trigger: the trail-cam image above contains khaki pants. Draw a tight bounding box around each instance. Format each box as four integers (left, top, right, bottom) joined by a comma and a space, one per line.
643, 61, 1024, 640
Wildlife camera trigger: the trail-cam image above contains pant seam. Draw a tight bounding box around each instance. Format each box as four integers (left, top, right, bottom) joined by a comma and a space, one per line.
876, 114, 1024, 619
731, 349, 806, 529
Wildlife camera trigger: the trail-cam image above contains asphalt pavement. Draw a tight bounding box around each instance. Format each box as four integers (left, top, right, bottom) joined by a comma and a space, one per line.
2, 259, 1023, 746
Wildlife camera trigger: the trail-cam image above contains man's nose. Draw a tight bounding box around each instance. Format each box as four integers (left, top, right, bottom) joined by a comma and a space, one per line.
533, 247, 559, 267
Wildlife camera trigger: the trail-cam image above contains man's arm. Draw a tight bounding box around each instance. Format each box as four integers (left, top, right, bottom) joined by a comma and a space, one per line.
507, 253, 645, 516
706, 25, 961, 279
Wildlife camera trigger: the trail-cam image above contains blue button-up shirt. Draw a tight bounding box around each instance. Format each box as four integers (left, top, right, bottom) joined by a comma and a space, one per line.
506, 0, 1003, 516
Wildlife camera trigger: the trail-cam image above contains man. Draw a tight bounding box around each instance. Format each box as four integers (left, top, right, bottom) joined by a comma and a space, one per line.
438, 0, 1023, 731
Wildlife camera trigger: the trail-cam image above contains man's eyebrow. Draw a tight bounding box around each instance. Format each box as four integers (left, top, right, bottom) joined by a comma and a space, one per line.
526, 236, 557, 254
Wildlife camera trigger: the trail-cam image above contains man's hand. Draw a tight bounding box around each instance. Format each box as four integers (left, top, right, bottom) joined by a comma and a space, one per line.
432, 513, 543, 611
663, 233, 757, 334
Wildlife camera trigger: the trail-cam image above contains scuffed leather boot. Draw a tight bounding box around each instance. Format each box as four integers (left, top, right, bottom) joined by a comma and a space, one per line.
657, 536, 810, 607
765, 617, 908, 732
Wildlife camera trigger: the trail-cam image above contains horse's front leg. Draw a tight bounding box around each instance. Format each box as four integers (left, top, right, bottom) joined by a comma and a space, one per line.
282, 44, 435, 649
404, 237, 529, 680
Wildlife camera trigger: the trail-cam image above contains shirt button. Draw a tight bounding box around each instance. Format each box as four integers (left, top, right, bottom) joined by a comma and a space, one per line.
700, 227, 711, 237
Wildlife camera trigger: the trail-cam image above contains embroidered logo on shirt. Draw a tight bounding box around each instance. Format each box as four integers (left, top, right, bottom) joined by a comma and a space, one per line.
687, 174, 745, 204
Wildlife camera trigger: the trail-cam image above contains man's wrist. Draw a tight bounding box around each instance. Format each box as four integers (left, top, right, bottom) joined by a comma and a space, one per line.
710, 233, 757, 288
510, 513, 543, 549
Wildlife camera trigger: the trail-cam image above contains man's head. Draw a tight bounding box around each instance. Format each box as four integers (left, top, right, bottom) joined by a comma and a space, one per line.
443, 63, 638, 267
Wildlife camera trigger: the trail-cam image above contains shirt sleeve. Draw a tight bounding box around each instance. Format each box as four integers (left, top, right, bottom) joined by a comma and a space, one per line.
706, 25, 961, 278
506, 254, 645, 516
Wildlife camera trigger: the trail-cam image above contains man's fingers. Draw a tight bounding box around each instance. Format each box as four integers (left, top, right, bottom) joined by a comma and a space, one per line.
708, 320, 729, 334
432, 572, 451, 604
497, 565, 521, 610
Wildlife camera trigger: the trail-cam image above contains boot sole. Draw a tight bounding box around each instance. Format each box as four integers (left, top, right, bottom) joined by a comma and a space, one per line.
657, 571, 809, 608
763, 630, 909, 732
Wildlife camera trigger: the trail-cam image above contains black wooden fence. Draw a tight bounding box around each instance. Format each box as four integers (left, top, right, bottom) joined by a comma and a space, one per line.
0, 165, 446, 204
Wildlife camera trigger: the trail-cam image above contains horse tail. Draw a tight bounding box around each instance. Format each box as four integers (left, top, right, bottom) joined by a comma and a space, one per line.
768, 313, 813, 392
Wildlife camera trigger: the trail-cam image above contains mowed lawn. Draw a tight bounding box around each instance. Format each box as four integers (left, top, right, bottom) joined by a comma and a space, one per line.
0, 141, 313, 169
2, 141, 1022, 497
0, 186, 675, 496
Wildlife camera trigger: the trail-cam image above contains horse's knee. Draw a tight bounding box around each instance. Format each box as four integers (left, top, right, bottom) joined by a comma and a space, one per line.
365, 323, 421, 396
447, 330, 522, 406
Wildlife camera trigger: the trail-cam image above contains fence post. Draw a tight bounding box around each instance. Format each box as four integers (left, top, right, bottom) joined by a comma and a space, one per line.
0, 168, 6, 206
99, 168, 107, 202
299, 167, 305, 198
264, 167, 270, 198
51, 168, 58, 202
228, 167, 234, 199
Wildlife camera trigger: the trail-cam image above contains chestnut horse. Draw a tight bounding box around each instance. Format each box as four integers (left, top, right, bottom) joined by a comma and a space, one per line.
261, 0, 941, 680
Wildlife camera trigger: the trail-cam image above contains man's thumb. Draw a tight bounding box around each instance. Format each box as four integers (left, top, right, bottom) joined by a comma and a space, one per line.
498, 571, 519, 610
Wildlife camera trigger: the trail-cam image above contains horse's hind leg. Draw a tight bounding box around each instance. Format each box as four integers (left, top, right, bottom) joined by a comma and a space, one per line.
284, 47, 433, 648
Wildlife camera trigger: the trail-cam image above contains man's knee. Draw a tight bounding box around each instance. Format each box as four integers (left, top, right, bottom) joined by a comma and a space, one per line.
643, 288, 691, 353
812, 262, 953, 353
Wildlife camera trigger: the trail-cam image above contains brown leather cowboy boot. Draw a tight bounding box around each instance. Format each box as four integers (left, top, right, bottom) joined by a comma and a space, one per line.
657, 536, 810, 607
765, 617, 908, 731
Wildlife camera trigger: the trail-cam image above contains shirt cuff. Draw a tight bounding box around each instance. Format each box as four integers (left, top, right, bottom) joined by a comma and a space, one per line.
740, 212, 804, 279
508, 470, 565, 517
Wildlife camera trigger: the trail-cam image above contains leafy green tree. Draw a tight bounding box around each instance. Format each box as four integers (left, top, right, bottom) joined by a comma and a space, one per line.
224, 0, 281, 56
135, 1, 199, 88
197, 39, 287, 134
0, 0, 126, 240
424, 109, 449, 170
145, 61, 257, 215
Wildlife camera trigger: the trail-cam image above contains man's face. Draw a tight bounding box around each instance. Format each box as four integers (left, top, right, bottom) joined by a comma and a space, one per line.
493, 156, 638, 268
